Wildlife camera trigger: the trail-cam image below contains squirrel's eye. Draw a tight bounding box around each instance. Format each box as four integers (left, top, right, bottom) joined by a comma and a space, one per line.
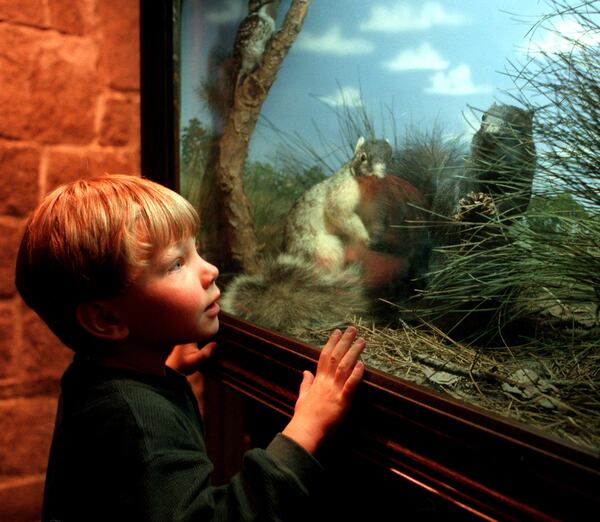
360, 153, 367, 161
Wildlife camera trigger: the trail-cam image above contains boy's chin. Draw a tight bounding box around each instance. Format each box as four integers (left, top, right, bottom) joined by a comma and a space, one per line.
202, 316, 220, 336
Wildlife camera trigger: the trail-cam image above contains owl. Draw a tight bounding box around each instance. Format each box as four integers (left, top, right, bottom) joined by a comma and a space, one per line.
233, 3, 276, 84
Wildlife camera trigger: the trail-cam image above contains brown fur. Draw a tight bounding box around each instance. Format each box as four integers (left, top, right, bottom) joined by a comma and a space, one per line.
352, 175, 430, 304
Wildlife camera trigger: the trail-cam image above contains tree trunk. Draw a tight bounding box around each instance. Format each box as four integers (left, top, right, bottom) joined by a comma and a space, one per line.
213, 0, 311, 274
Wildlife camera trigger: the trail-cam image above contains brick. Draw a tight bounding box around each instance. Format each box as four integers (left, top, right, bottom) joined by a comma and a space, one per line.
99, 94, 140, 146
88, 148, 140, 177
97, 0, 140, 90
44, 148, 94, 191
31, 35, 99, 144
0, 396, 56, 477
0, 378, 60, 400
131, 141, 141, 173
0, 302, 16, 379
0, 221, 21, 298
0, 475, 45, 522
0, 0, 46, 27
46, 147, 139, 192
20, 309, 72, 382
48, 0, 93, 36
0, 25, 39, 140
0, 25, 99, 143
0, 143, 40, 217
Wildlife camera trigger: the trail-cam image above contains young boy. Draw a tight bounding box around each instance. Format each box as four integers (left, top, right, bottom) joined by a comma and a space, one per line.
15, 174, 366, 522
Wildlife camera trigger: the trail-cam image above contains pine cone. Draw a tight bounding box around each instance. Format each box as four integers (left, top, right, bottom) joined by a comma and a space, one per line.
454, 191, 497, 222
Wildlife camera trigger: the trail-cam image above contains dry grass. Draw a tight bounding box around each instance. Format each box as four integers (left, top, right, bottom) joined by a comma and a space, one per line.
305, 317, 600, 454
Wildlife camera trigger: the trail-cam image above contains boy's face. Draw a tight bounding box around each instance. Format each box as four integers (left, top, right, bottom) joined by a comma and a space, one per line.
113, 236, 220, 349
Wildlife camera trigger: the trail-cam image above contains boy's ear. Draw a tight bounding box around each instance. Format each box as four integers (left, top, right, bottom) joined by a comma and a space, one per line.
76, 300, 129, 341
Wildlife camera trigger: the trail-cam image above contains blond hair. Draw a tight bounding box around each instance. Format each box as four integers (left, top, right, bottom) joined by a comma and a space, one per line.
15, 174, 200, 353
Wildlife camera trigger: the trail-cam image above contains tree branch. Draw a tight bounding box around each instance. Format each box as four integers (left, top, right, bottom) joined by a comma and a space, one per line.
212, 0, 312, 274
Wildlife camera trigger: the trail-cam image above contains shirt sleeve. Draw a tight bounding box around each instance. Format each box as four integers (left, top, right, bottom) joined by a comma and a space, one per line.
121, 384, 324, 522
139, 432, 324, 522
139, 433, 322, 522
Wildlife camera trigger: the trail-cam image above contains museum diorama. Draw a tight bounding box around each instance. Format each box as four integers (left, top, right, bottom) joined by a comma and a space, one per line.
142, 0, 599, 519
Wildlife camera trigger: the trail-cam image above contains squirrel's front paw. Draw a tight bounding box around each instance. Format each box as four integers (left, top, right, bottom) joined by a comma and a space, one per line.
344, 240, 369, 263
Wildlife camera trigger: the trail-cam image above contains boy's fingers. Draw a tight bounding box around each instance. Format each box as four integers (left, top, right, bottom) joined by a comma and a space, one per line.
298, 370, 314, 397
198, 341, 217, 356
187, 342, 217, 365
327, 326, 357, 368
328, 327, 360, 371
317, 328, 342, 374
335, 338, 365, 385
342, 361, 365, 398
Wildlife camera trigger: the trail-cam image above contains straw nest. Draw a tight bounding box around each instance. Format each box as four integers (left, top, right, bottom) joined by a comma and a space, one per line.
304, 316, 600, 454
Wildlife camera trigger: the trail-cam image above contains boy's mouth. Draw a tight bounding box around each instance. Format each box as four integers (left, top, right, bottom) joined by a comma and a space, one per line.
205, 295, 220, 317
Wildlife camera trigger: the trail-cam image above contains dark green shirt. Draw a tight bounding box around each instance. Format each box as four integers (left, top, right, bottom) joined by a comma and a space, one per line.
42, 357, 324, 522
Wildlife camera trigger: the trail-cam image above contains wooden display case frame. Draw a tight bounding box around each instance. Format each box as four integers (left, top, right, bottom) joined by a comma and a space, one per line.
140, 2, 599, 520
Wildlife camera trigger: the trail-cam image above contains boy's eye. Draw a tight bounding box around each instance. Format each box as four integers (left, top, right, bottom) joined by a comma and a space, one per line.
169, 258, 184, 272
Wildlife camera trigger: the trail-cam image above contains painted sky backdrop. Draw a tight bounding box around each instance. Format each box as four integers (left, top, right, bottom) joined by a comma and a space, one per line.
180, 0, 593, 165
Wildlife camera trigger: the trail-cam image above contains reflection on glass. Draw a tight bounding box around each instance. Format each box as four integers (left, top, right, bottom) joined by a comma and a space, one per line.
179, 0, 600, 452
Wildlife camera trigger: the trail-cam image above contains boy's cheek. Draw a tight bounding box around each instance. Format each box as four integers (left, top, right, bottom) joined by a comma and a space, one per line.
141, 286, 203, 312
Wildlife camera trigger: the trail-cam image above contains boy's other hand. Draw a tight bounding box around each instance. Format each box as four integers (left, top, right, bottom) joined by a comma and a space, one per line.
282, 326, 365, 454
166, 342, 217, 375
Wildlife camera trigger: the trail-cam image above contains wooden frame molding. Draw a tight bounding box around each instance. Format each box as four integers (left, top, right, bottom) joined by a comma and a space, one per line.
215, 314, 599, 521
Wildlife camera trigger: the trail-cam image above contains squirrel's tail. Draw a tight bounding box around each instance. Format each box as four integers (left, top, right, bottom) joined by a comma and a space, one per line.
220, 254, 371, 343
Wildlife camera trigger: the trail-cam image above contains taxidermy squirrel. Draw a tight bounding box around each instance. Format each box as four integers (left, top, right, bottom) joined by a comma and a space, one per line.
221, 104, 537, 340
467, 103, 536, 218
222, 137, 431, 335
221, 174, 431, 336
389, 103, 536, 254
412, 104, 537, 342
390, 130, 468, 248
283, 137, 394, 271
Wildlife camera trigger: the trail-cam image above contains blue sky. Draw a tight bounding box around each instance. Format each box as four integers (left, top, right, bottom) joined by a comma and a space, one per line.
180, 0, 586, 166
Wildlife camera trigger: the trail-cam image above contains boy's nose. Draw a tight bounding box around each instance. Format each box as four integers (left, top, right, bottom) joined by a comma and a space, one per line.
201, 261, 219, 287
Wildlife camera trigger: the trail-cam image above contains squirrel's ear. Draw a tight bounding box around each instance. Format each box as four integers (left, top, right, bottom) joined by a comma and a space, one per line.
354, 136, 365, 154
76, 300, 129, 341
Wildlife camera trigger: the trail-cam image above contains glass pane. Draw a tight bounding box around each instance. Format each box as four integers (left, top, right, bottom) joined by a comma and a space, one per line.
179, 0, 600, 453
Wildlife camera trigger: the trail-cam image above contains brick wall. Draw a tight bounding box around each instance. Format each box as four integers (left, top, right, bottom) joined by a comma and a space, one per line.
0, 1, 140, 520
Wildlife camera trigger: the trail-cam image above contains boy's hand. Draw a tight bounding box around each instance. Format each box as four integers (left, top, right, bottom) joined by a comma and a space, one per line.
166, 342, 217, 375
282, 326, 365, 454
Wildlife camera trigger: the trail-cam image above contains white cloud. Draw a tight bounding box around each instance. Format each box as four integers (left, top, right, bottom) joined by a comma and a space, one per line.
318, 86, 364, 108
206, 0, 244, 24
384, 42, 449, 71
360, 2, 466, 32
296, 26, 374, 55
425, 64, 493, 96
520, 19, 600, 55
